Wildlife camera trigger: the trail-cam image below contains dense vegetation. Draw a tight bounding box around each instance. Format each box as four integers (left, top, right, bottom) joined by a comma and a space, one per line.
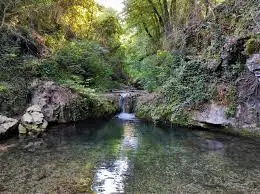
123, 0, 259, 124
0, 0, 124, 116
0, 0, 260, 127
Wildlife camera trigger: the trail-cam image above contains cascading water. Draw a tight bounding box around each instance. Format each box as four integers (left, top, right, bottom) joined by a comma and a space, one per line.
117, 93, 136, 120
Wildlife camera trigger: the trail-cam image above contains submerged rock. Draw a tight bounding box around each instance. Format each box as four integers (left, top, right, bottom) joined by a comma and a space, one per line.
23, 138, 47, 152
18, 105, 48, 136
0, 115, 18, 139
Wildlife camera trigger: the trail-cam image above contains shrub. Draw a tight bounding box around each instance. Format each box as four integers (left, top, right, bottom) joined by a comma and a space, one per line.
37, 60, 59, 78
54, 41, 114, 88
128, 51, 212, 107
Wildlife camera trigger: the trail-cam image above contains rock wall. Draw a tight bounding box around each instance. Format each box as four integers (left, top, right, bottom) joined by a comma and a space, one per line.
30, 81, 78, 123
135, 94, 260, 137
0, 80, 121, 139
29, 81, 119, 123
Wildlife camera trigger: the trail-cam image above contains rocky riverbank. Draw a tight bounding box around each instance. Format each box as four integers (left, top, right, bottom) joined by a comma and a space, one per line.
0, 80, 122, 140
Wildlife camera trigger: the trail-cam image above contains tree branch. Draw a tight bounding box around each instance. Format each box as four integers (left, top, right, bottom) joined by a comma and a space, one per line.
146, 0, 164, 29
0, 3, 10, 29
142, 22, 154, 39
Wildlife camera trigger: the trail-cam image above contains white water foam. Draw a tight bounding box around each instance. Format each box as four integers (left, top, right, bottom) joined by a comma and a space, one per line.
117, 113, 136, 121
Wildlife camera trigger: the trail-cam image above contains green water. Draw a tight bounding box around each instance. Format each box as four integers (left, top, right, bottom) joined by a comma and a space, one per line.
0, 117, 260, 193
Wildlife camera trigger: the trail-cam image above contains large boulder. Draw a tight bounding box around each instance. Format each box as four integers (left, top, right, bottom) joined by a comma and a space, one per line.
29, 81, 120, 123
30, 81, 78, 123
0, 115, 18, 139
18, 105, 48, 136
192, 103, 233, 126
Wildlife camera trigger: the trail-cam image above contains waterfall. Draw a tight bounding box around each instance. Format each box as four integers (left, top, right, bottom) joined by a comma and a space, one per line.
119, 93, 130, 113
117, 93, 136, 120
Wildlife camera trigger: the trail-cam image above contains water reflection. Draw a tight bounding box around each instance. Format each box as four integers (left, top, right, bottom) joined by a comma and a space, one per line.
92, 119, 138, 194
1, 117, 260, 193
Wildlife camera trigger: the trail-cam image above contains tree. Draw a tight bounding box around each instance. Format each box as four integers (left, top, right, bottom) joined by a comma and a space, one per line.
92, 9, 122, 47
124, 0, 224, 49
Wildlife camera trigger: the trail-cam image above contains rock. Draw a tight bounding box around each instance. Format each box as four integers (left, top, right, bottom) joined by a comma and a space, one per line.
246, 53, 260, 81
18, 105, 48, 136
192, 103, 233, 126
23, 139, 46, 152
27, 105, 42, 113
30, 81, 78, 123
18, 125, 27, 134
0, 115, 18, 139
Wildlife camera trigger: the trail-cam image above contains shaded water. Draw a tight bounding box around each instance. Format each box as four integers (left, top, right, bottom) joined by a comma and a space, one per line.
1, 115, 260, 193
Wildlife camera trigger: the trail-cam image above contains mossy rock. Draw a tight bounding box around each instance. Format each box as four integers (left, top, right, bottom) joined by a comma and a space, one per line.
59, 94, 119, 122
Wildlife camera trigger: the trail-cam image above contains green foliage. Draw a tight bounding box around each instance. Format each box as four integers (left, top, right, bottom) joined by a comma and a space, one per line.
162, 60, 212, 105
58, 75, 96, 96
124, 0, 224, 49
37, 60, 59, 77
135, 96, 191, 126
34, 39, 124, 91
131, 49, 212, 125
245, 37, 260, 55
225, 104, 236, 118
224, 87, 237, 118
92, 9, 122, 47
226, 87, 237, 104
0, 84, 6, 93
53, 41, 114, 88
126, 45, 212, 105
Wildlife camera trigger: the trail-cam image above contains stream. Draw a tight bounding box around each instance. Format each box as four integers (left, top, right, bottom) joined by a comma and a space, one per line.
0, 94, 260, 193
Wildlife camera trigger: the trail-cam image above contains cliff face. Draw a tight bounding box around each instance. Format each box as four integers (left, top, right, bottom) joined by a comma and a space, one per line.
183, 0, 260, 57
189, 0, 260, 134
135, 0, 260, 136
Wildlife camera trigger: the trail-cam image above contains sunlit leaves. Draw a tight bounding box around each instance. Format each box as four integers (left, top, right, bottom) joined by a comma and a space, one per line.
61, 5, 96, 38
92, 9, 122, 46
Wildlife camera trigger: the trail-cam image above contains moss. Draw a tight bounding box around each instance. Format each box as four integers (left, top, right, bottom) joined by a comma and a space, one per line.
0, 84, 6, 93
245, 38, 260, 55
225, 104, 236, 118
135, 98, 192, 126
90, 96, 119, 118
239, 128, 260, 137
63, 94, 118, 122
170, 111, 191, 125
